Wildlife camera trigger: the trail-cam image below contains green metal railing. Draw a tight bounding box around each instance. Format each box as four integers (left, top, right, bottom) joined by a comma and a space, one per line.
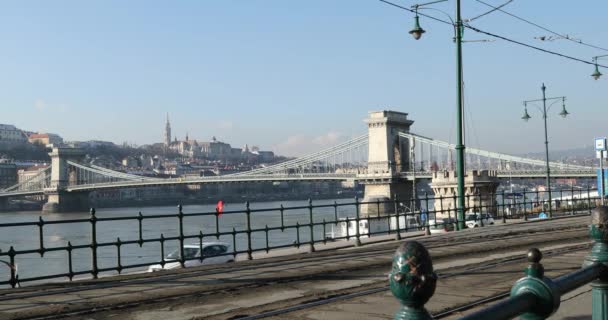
0, 187, 599, 288
389, 205, 608, 320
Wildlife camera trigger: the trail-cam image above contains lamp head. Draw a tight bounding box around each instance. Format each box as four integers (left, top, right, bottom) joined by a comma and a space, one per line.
559, 99, 569, 118
521, 106, 531, 122
409, 15, 425, 40
592, 64, 602, 80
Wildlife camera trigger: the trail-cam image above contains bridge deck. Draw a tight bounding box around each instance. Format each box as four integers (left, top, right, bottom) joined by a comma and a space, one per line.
0, 216, 591, 320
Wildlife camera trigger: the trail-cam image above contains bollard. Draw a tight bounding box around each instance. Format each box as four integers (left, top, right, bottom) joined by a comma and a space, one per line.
584, 206, 608, 320
510, 248, 560, 320
389, 241, 436, 320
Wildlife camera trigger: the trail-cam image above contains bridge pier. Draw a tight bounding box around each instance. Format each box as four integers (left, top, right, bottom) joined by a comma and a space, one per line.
360, 181, 413, 215
43, 192, 90, 213
359, 111, 414, 216
42, 147, 88, 213
431, 170, 499, 218
0, 197, 8, 212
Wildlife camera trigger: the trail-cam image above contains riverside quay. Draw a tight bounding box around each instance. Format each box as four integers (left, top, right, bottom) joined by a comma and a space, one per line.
0, 188, 604, 319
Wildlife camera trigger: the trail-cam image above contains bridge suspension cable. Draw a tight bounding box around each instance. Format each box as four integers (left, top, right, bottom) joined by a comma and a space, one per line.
1, 167, 51, 193
399, 132, 592, 171
66, 161, 155, 186
230, 134, 369, 176
88, 164, 156, 181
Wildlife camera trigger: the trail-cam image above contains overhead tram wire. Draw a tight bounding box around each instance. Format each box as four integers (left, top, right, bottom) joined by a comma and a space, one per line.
466, 0, 513, 22
463, 24, 608, 69
474, 0, 608, 53
378, 0, 453, 26
377, 0, 608, 69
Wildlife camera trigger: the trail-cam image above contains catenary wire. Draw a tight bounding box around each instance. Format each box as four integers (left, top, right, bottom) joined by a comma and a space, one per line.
377, 0, 608, 69
475, 0, 608, 53
467, 0, 513, 22
464, 24, 608, 68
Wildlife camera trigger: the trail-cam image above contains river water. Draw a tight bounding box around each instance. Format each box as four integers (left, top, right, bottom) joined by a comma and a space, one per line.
1, 191, 569, 287
0, 198, 363, 286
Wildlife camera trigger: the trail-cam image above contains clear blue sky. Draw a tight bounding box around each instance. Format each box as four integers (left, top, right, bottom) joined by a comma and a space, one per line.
1, 0, 607, 156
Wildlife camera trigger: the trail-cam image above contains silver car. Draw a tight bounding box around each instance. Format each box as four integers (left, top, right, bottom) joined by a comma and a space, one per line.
147, 241, 233, 272
465, 213, 495, 228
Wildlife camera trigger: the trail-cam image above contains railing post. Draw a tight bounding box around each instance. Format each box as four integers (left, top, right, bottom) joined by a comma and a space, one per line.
479, 193, 484, 227
355, 197, 361, 246
588, 186, 593, 215
502, 190, 507, 224
584, 206, 608, 320
67, 241, 74, 281
394, 194, 401, 240
160, 233, 165, 267
246, 201, 252, 260
137, 211, 144, 247
389, 241, 436, 320
8, 246, 16, 288
571, 184, 575, 215
280, 204, 285, 231
308, 199, 315, 253
559, 188, 563, 216
453, 193, 458, 230
38, 217, 45, 257
116, 237, 122, 274
510, 248, 560, 319
178, 204, 185, 268
424, 193, 431, 236
536, 188, 540, 217
523, 188, 528, 221
90, 208, 98, 279
265, 225, 270, 253
439, 195, 444, 224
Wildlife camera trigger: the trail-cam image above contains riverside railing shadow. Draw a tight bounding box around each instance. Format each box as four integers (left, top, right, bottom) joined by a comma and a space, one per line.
0, 187, 599, 288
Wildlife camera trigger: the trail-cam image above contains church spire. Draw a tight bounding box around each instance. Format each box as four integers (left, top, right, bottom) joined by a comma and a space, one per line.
164, 113, 172, 146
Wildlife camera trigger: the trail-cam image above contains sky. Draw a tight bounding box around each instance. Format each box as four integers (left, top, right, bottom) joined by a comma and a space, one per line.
1, 1, 607, 157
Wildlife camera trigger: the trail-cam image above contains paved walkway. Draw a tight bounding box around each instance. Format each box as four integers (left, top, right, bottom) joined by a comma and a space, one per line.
271, 249, 590, 320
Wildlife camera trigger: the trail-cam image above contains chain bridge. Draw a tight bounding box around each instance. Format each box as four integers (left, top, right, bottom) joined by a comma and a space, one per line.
0, 110, 595, 212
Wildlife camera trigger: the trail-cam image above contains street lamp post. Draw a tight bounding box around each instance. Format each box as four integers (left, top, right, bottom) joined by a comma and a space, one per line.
521, 84, 569, 218
406, 0, 466, 230
454, 0, 466, 230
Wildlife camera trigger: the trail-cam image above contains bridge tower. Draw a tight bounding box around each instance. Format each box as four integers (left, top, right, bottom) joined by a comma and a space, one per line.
360, 110, 414, 216
42, 147, 89, 213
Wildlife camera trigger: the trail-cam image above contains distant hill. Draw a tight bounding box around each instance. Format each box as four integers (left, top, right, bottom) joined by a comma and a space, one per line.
517, 145, 595, 162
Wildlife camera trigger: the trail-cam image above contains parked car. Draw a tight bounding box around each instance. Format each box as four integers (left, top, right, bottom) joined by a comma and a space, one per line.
465, 213, 495, 228
147, 241, 233, 272
428, 218, 456, 234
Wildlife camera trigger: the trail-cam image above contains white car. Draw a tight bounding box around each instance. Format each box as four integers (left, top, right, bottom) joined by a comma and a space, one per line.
147, 242, 233, 272
465, 213, 495, 228
428, 218, 456, 234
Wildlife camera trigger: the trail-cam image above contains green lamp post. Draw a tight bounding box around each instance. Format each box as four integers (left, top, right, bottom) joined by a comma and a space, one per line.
407, 0, 467, 230
521, 84, 569, 218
